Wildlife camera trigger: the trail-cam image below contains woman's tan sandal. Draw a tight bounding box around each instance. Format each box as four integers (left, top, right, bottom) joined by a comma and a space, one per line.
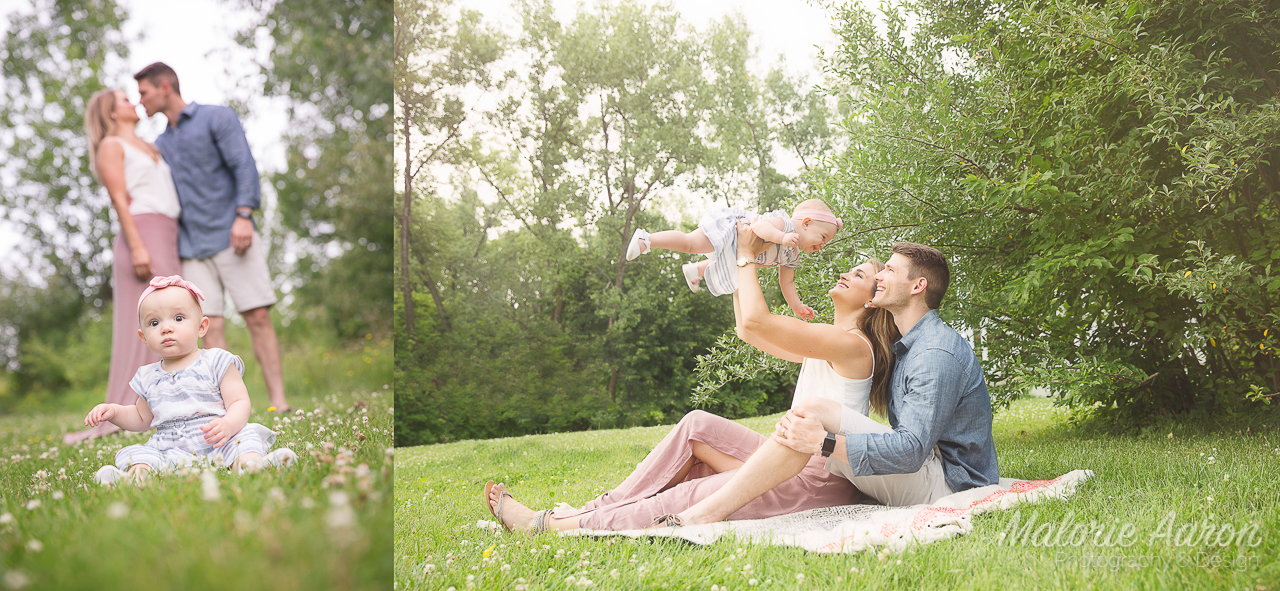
530, 509, 553, 534
651, 513, 684, 528
484, 481, 516, 531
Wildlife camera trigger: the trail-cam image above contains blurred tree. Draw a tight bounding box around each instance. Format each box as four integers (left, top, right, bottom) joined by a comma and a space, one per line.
0, 0, 130, 299
237, 0, 394, 338
0, 0, 129, 398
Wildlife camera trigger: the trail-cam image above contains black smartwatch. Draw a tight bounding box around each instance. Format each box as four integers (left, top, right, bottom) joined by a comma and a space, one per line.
820, 432, 837, 457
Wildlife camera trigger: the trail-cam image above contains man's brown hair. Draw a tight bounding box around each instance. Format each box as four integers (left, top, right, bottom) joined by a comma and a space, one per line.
892, 242, 950, 309
133, 62, 181, 96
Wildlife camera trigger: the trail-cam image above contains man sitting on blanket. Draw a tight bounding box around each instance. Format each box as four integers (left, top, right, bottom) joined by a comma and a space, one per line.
670, 241, 999, 525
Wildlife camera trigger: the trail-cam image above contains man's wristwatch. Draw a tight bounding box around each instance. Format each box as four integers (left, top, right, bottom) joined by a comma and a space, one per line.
236, 208, 253, 219
820, 432, 837, 457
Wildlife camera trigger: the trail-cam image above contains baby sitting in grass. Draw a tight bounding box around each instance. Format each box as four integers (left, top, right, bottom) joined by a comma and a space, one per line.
83, 275, 295, 485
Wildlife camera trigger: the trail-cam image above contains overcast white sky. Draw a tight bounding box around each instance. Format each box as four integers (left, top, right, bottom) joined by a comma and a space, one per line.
0, 0, 288, 279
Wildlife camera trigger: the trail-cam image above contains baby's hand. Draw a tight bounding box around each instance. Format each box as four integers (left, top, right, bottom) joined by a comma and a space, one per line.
200, 417, 232, 448
791, 303, 816, 321
780, 232, 800, 247
84, 404, 115, 427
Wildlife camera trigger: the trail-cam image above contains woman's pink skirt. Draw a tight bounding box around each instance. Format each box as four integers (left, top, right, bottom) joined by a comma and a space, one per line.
64, 214, 179, 444
552, 410, 859, 531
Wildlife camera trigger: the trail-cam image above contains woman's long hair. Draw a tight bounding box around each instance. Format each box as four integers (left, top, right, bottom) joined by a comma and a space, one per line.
84, 89, 119, 182
857, 259, 900, 417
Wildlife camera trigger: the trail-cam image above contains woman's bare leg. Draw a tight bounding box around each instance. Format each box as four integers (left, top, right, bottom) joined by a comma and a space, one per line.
676, 397, 845, 525
649, 229, 714, 254
487, 483, 585, 532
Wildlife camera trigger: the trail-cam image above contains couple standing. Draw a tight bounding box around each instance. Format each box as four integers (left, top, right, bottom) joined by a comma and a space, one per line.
486, 224, 999, 531
65, 62, 290, 445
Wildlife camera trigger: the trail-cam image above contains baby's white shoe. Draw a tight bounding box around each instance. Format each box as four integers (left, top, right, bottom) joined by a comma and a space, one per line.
682, 262, 702, 292
266, 448, 298, 468
94, 465, 129, 486
625, 229, 651, 261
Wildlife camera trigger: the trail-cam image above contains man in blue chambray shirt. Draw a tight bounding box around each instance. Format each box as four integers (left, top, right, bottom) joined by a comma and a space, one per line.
674, 242, 998, 525
133, 62, 291, 412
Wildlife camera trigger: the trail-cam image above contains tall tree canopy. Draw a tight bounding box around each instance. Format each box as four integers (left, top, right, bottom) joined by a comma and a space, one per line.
238, 0, 395, 338
395, 0, 829, 445
809, 0, 1280, 421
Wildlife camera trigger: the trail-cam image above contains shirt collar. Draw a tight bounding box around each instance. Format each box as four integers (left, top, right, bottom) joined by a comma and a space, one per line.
892, 309, 941, 356
172, 102, 200, 128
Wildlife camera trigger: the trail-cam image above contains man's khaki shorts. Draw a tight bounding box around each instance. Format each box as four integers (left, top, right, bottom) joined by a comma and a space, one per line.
181, 231, 278, 316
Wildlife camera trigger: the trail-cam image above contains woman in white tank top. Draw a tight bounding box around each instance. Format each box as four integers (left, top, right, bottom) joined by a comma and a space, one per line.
64, 89, 183, 445
483, 224, 901, 533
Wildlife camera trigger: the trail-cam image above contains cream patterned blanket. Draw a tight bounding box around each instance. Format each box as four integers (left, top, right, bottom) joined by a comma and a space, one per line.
565, 470, 1094, 553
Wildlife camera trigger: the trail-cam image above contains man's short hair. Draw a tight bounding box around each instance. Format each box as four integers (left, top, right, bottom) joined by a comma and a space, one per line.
892, 242, 950, 309
133, 62, 181, 96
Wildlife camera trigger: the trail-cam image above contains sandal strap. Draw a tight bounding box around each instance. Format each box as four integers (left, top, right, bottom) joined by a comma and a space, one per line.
651, 513, 684, 528
530, 509, 552, 535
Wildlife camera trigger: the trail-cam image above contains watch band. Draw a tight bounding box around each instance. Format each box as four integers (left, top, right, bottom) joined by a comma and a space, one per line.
821, 432, 837, 457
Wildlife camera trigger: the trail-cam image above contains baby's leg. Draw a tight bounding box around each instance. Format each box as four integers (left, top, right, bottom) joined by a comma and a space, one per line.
232, 452, 266, 473
127, 464, 152, 480
649, 229, 714, 254
695, 258, 712, 277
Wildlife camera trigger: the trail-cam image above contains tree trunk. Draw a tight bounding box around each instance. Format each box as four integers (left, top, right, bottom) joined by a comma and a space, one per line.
421, 268, 450, 333
400, 102, 416, 339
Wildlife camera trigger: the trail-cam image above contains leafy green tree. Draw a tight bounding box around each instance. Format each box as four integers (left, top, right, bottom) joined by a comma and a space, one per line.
394, 0, 505, 342
0, 0, 130, 299
237, 0, 394, 338
0, 0, 129, 397
802, 0, 1280, 422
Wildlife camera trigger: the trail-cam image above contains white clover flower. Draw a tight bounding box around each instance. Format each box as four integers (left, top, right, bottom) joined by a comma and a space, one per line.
423, 564, 435, 574
0, 513, 13, 525
24, 500, 40, 511
106, 502, 128, 520
200, 471, 220, 502
50, 491, 63, 501
748, 579, 757, 586
795, 573, 805, 582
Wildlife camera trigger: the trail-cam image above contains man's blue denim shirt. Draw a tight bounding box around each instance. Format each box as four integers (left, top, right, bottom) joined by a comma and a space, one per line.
843, 309, 1000, 492
155, 102, 260, 260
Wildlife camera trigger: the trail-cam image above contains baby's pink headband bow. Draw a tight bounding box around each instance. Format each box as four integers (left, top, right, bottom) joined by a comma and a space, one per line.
792, 209, 844, 230
137, 275, 206, 312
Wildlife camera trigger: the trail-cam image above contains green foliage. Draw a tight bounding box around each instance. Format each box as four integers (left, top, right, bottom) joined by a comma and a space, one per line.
814, 0, 1280, 422
396, 0, 834, 442
237, 0, 394, 339
0, 0, 130, 296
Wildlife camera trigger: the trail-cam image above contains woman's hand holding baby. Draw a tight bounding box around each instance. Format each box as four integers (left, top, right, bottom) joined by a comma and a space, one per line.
84, 403, 116, 427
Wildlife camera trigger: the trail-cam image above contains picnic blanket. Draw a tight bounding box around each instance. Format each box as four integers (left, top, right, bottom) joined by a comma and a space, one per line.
564, 469, 1093, 554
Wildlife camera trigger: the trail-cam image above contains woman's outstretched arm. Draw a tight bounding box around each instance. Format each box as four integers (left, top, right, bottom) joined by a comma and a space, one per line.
733, 222, 861, 366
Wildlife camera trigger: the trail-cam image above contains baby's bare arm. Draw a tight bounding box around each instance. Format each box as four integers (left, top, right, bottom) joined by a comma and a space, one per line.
748, 217, 791, 244
201, 367, 252, 447
85, 398, 153, 432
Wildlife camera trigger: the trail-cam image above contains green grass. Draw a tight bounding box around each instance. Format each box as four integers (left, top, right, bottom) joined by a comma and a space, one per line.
395, 397, 1280, 590
0, 321, 394, 590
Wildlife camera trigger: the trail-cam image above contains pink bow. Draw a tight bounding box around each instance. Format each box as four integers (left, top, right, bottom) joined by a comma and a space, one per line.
792, 208, 844, 230
137, 275, 206, 311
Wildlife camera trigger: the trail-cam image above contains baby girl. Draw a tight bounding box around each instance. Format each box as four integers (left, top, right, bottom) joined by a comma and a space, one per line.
84, 275, 295, 484
626, 198, 843, 319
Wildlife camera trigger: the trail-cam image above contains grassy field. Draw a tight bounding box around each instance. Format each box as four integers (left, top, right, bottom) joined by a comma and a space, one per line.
0, 321, 394, 590
395, 397, 1280, 590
